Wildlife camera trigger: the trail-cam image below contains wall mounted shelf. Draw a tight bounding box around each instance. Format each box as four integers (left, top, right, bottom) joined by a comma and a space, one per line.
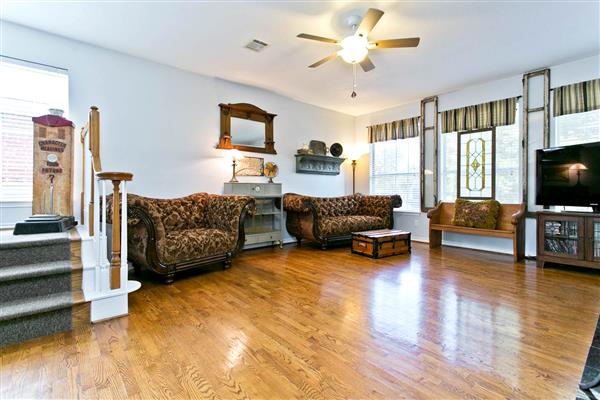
295, 154, 345, 175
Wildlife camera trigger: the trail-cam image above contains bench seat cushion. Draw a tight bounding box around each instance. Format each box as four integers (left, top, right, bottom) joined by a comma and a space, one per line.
320, 216, 387, 237
430, 223, 514, 238
452, 199, 501, 229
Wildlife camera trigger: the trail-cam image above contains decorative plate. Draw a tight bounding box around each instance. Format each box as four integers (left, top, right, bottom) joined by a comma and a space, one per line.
309, 140, 327, 155
330, 143, 343, 157
264, 162, 279, 178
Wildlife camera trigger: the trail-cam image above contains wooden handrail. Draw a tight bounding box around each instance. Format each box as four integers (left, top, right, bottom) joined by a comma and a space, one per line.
96, 172, 134, 181
97, 171, 133, 290
81, 106, 135, 291
89, 106, 102, 173
79, 127, 86, 225
86, 106, 102, 237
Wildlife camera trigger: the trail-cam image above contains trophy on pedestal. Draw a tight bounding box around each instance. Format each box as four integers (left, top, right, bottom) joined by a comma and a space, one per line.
13, 109, 77, 235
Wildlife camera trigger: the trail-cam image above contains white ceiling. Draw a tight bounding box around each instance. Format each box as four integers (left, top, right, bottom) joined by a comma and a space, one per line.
2, 1, 599, 116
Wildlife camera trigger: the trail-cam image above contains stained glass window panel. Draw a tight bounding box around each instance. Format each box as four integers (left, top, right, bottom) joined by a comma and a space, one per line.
458, 130, 494, 199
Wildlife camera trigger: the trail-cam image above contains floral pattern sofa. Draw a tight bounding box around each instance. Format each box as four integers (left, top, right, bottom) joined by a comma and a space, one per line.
119, 192, 254, 283
283, 193, 402, 249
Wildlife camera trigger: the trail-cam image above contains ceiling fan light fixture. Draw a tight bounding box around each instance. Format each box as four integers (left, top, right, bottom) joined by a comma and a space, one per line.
339, 35, 368, 64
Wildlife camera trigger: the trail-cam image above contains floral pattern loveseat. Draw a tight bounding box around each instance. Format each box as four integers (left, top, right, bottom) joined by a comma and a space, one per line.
122, 192, 254, 283
283, 193, 402, 249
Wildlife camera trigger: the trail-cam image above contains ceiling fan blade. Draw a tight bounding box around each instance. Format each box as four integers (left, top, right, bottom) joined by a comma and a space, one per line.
371, 37, 420, 48
356, 8, 384, 37
308, 52, 339, 68
297, 33, 339, 44
359, 56, 375, 72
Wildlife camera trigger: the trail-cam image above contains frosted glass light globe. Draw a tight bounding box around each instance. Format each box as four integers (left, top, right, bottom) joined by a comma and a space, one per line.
339, 35, 368, 64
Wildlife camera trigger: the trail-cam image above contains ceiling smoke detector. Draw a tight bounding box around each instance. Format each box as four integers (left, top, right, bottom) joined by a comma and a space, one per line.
245, 39, 268, 52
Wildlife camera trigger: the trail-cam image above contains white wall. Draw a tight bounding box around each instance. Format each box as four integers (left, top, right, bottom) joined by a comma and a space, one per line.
1, 22, 355, 237
355, 54, 600, 256
3, 21, 599, 253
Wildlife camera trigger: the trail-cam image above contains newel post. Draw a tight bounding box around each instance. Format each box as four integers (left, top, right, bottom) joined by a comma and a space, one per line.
96, 172, 133, 290
110, 180, 122, 289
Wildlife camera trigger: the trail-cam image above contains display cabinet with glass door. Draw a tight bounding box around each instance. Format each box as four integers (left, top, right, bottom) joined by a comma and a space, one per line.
537, 211, 600, 270
224, 182, 283, 248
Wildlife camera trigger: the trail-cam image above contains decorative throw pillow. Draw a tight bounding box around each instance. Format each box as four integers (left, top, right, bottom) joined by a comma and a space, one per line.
452, 199, 501, 229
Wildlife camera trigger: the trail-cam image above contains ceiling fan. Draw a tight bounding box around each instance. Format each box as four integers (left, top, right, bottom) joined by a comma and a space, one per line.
297, 8, 420, 97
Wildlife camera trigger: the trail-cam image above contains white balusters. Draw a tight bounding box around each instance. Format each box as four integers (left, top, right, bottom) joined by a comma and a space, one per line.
94, 177, 101, 293
103, 180, 109, 291
82, 106, 139, 322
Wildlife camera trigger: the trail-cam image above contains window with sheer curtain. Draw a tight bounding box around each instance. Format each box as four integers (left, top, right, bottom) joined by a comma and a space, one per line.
551, 109, 600, 212
369, 137, 420, 212
553, 109, 600, 147
0, 57, 69, 202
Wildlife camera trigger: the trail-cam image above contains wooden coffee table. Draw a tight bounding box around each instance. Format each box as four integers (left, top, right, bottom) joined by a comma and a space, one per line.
351, 229, 411, 259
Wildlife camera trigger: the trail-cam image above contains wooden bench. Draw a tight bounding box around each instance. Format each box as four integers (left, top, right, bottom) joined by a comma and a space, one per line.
427, 202, 526, 261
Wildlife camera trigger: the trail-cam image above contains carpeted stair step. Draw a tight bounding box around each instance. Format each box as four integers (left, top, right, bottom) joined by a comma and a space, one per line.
0, 293, 73, 347
0, 261, 72, 303
0, 236, 71, 268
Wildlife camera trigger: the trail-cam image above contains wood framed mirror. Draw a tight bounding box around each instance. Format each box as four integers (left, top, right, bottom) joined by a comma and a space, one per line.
217, 103, 276, 154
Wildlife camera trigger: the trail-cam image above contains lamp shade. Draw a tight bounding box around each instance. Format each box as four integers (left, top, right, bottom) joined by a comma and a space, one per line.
339, 35, 369, 64
347, 142, 369, 161
229, 148, 241, 161
569, 163, 588, 171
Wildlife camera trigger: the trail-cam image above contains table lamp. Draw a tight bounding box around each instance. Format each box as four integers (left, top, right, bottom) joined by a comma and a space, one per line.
228, 148, 241, 183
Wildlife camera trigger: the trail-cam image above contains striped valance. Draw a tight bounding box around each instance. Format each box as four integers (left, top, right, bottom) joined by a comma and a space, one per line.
441, 97, 517, 134
368, 117, 420, 143
553, 79, 600, 117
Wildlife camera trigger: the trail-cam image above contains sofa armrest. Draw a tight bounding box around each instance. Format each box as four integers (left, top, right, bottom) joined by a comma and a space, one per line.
106, 193, 167, 242
205, 195, 255, 233
511, 203, 526, 226
355, 194, 402, 229
360, 194, 402, 209
283, 193, 311, 213
427, 203, 443, 224
357, 194, 402, 218
126, 194, 168, 244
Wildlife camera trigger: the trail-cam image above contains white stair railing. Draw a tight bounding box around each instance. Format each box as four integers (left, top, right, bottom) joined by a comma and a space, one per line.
96, 172, 132, 291
80, 106, 140, 321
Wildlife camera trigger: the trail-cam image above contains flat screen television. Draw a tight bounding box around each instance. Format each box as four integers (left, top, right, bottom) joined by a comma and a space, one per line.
536, 141, 600, 212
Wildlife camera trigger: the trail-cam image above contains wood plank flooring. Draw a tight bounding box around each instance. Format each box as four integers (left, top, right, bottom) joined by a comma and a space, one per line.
2, 243, 600, 399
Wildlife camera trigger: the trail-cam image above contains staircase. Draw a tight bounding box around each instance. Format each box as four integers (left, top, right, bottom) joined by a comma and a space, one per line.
0, 106, 140, 347
0, 229, 88, 347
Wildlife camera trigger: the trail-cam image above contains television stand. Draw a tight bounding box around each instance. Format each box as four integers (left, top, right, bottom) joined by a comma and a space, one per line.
537, 211, 600, 270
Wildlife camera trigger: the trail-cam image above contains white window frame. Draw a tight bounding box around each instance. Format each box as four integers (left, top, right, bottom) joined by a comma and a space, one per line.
550, 108, 600, 212
439, 103, 521, 204
0, 56, 69, 212
369, 136, 421, 213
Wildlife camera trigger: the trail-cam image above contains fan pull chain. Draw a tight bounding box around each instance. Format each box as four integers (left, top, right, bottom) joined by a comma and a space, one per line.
351, 63, 357, 98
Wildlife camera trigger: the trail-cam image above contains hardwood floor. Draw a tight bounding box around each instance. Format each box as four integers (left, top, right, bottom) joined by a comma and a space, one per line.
2, 243, 600, 399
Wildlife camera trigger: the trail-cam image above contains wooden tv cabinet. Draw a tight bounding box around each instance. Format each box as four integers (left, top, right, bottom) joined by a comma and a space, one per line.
537, 211, 600, 270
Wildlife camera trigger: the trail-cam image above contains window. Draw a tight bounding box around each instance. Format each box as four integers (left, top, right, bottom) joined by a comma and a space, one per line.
494, 122, 520, 203
0, 57, 69, 202
440, 105, 520, 203
457, 129, 495, 199
369, 137, 420, 212
553, 109, 600, 147
552, 109, 600, 212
